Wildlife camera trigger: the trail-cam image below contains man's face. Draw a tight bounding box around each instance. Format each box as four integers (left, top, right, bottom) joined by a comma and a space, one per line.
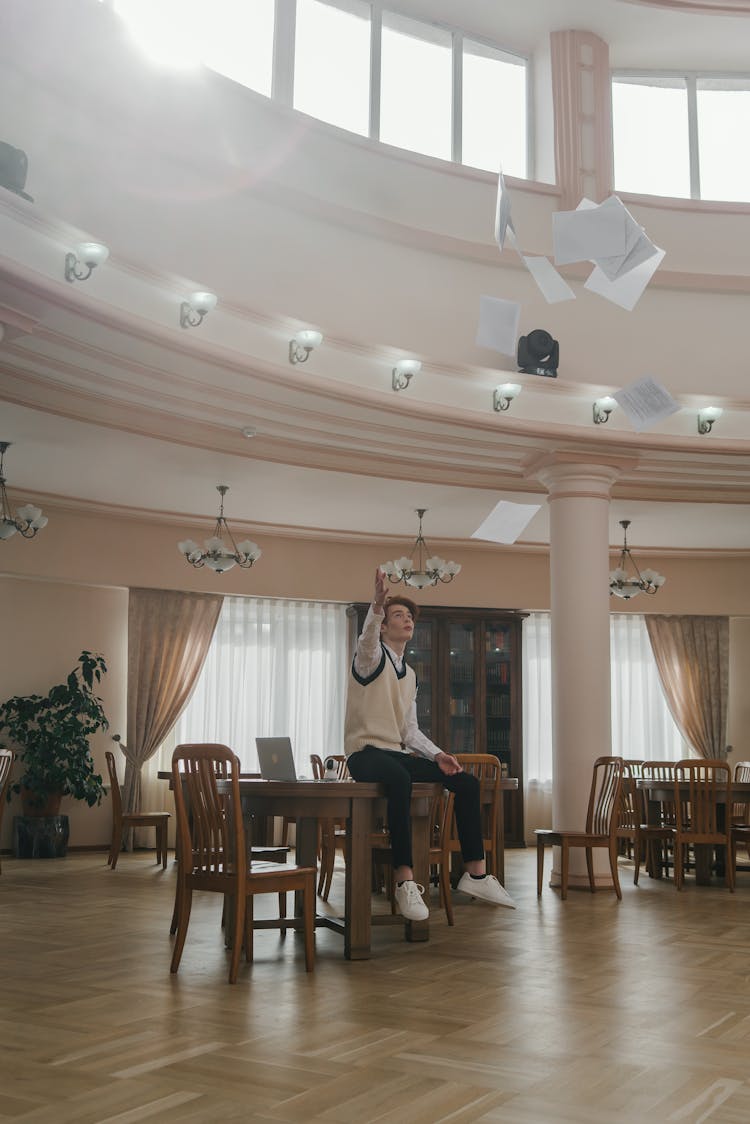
381, 603, 414, 647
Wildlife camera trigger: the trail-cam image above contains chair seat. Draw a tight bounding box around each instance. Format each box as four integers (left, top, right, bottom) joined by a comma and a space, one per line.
535, 829, 610, 845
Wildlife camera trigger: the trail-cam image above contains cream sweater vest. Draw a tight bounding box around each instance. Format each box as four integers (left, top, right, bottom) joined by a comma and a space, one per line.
344, 647, 416, 758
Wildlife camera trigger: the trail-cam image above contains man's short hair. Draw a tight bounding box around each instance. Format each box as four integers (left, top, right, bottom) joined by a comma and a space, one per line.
383, 595, 419, 623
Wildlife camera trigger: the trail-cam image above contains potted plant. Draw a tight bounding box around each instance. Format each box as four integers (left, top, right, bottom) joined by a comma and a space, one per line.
0, 650, 109, 818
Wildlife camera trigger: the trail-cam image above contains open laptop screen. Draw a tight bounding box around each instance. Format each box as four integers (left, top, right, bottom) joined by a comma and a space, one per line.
255, 736, 297, 781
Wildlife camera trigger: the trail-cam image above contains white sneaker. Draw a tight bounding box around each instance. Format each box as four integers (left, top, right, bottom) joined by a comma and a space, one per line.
457, 873, 516, 909
394, 880, 429, 921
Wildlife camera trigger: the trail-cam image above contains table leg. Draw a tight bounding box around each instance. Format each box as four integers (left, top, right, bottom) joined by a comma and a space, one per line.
345, 799, 372, 960
294, 816, 319, 917
406, 803, 430, 943
497, 792, 506, 885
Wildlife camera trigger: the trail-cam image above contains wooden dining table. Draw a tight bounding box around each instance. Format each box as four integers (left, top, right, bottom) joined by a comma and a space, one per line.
219, 777, 442, 960
636, 778, 750, 884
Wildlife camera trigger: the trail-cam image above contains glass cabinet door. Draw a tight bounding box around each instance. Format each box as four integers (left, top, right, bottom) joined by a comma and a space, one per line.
408, 617, 435, 741
447, 622, 476, 753
485, 624, 512, 776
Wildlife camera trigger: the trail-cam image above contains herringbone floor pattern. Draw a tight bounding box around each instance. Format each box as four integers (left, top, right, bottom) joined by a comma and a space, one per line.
2, 848, 750, 1123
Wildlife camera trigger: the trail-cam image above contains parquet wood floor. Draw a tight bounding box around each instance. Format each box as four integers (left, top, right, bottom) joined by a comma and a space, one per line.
2, 849, 750, 1123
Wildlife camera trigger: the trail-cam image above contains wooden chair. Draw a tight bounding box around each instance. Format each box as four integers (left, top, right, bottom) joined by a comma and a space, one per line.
443, 751, 504, 876
105, 749, 170, 870
0, 749, 13, 874
673, 758, 734, 892
634, 760, 680, 883
170, 744, 315, 983
310, 753, 349, 900
617, 761, 643, 871
536, 756, 624, 900
731, 761, 750, 866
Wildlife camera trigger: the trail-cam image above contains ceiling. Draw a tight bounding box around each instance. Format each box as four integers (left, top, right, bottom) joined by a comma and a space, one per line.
1, 0, 749, 554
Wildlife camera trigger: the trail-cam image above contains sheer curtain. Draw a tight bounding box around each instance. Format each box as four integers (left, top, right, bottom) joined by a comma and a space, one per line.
159, 596, 348, 776
522, 612, 686, 838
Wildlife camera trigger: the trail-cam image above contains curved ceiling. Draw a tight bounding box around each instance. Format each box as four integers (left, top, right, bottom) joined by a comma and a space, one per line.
1, 0, 749, 553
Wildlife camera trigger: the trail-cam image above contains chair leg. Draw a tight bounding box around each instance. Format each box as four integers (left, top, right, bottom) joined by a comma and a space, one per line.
159, 824, 168, 869
170, 882, 192, 973
560, 842, 569, 900
303, 876, 315, 972
674, 841, 683, 889
585, 847, 595, 893
440, 861, 454, 925
726, 841, 736, 893
536, 839, 546, 896
609, 842, 623, 900
109, 826, 122, 870
278, 891, 287, 938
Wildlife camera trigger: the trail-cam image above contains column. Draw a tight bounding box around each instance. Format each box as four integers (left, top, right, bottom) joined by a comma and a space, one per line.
530, 453, 632, 889
551, 30, 613, 210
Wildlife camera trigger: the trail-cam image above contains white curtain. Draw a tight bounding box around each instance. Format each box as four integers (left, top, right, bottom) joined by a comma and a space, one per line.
522, 612, 686, 839
147, 597, 348, 792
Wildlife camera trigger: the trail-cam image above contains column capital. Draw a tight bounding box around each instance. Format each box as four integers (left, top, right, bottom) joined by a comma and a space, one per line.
525, 450, 638, 499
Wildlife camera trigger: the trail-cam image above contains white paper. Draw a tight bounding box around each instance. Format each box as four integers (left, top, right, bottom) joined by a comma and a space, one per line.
494, 171, 512, 251
522, 255, 576, 304
476, 295, 521, 356
471, 500, 542, 545
553, 202, 628, 265
591, 197, 658, 281
585, 246, 665, 311
613, 375, 680, 433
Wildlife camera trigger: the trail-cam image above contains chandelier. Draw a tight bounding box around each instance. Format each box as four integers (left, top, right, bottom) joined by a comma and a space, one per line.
0, 441, 48, 540
178, 485, 261, 574
381, 508, 461, 589
609, 519, 665, 600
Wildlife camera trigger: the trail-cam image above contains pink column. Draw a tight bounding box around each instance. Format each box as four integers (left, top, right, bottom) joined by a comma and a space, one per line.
551, 30, 613, 210
531, 453, 632, 889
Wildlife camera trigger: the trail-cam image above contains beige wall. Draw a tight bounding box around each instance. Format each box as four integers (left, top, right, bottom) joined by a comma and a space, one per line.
2, 504, 749, 851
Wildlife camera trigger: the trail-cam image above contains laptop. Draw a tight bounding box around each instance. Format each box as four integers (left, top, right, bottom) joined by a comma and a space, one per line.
256, 736, 298, 782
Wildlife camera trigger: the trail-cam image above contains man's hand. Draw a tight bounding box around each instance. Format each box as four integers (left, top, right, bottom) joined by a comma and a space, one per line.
373, 567, 387, 613
435, 751, 462, 776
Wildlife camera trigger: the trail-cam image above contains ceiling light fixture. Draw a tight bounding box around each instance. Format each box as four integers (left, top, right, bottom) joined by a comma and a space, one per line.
289, 329, 323, 364
381, 508, 461, 589
392, 359, 421, 392
180, 291, 218, 329
593, 396, 618, 424
0, 441, 48, 540
493, 383, 522, 412
64, 241, 109, 283
177, 485, 261, 574
697, 406, 722, 435
609, 519, 665, 600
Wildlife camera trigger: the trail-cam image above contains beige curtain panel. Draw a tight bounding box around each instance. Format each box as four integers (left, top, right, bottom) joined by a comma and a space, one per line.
645, 615, 729, 760
123, 588, 223, 813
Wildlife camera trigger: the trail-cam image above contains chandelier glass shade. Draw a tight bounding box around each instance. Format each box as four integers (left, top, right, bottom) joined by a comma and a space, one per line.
381, 508, 461, 589
0, 442, 48, 540
609, 519, 665, 600
178, 485, 261, 574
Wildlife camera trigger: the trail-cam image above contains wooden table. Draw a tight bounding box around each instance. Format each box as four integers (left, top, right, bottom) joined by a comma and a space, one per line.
220, 778, 443, 960
637, 779, 750, 884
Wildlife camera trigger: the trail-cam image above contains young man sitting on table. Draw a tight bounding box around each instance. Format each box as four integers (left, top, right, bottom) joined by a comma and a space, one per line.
344, 568, 516, 922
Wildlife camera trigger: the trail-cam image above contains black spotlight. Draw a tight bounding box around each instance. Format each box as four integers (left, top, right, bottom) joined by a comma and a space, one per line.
0, 142, 33, 202
517, 329, 559, 378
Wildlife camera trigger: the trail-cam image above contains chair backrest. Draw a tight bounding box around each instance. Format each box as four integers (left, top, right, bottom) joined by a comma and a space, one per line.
450, 754, 502, 853
732, 760, 750, 823
734, 761, 750, 783
171, 744, 245, 879
310, 753, 349, 780
640, 760, 679, 826
623, 759, 644, 779
0, 748, 13, 815
585, 757, 624, 837
674, 758, 731, 837
105, 750, 123, 820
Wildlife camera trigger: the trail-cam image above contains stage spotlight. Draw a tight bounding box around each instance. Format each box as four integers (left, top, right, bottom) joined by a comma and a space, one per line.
517, 329, 559, 378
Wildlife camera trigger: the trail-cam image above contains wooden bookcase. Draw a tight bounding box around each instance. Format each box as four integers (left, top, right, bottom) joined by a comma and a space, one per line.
349, 604, 526, 846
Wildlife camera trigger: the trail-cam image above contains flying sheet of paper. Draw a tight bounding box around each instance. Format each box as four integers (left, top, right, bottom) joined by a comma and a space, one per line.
613, 375, 680, 432
476, 295, 521, 356
522, 255, 576, 303
471, 500, 542, 545
494, 171, 512, 251
590, 196, 658, 282
553, 202, 628, 265
585, 246, 665, 311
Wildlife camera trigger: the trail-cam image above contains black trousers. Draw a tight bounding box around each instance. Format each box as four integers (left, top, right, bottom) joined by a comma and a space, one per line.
346, 746, 484, 870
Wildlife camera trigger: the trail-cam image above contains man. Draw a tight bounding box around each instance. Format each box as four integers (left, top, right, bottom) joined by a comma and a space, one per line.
344, 568, 516, 921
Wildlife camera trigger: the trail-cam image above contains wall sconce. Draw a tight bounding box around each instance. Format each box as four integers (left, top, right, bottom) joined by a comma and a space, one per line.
593, 396, 618, 424
493, 383, 522, 412
64, 241, 109, 283
289, 329, 323, 364
392, 359, 421, 392
697, 406, 722, 435
180, 291, 218, 329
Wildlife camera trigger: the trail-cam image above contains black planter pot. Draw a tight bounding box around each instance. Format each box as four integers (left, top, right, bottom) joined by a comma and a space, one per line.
12, 815, 70, 858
